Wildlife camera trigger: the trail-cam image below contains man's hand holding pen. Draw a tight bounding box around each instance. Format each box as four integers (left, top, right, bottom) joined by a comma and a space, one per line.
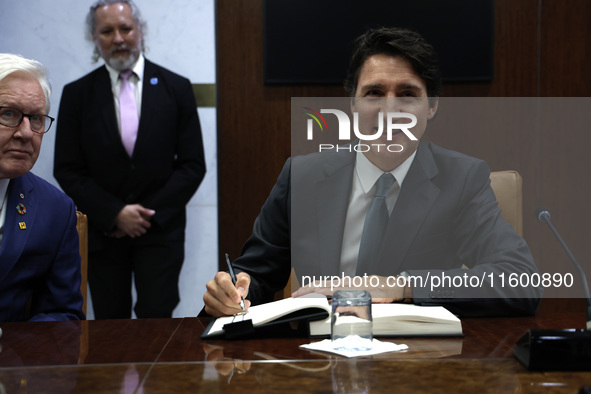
204, 270, 251, 317
225, 253, 246, 311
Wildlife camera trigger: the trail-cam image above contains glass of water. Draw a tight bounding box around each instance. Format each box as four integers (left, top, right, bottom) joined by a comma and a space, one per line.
331, 290, 373, 351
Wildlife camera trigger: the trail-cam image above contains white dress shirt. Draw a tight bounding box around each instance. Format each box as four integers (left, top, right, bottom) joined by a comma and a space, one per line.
0, 178, 10, 247
339, 150, 417, 276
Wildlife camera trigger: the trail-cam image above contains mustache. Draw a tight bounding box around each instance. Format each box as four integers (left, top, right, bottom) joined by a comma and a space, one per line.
110, 45, 131, 55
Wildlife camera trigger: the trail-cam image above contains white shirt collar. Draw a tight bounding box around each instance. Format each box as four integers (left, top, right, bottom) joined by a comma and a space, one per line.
0, 178, 10, 244
0, 179, 9, 204
356, 149, 417, 194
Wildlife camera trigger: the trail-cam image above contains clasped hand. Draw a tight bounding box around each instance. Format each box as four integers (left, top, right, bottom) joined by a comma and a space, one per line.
111, 204, 155, 238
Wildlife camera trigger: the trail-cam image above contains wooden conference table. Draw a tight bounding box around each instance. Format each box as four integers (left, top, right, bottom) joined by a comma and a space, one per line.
0, 310, 589, 393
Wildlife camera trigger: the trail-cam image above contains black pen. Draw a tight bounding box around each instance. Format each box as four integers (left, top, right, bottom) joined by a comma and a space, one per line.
225, 253, 245, 311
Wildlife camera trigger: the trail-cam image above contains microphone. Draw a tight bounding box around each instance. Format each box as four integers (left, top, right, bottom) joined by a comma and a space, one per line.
513, 206, 591, 370
534, 206, 591, 328
534, 206, 551, 223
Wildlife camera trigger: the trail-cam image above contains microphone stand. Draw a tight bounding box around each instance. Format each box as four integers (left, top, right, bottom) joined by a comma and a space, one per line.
513, 207, 591, 370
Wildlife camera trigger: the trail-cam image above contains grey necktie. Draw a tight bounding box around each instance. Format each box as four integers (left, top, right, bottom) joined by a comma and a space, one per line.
357, 173, 395, 271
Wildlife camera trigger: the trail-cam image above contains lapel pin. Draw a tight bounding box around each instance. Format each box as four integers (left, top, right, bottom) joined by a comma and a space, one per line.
19, 222, 26, 230
19, 193, 24, 199
150, 77, 158, 85
16, 203, 26, 215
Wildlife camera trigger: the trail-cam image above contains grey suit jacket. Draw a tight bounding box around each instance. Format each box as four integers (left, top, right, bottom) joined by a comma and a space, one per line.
234, 141, 542, 316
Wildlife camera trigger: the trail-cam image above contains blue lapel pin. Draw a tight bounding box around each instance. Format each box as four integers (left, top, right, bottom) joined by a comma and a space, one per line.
150, 77, 158, 85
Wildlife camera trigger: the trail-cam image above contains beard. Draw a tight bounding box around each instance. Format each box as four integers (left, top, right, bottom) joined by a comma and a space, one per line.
99, 45, 141, 71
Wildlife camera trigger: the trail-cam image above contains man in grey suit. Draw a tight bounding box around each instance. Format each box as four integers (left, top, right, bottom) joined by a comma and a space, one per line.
204, 27, 541, 318
55, 0, 205, 319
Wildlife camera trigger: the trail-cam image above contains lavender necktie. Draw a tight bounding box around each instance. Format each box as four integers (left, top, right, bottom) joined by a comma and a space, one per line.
119, 70, 138, 156
357, 173, 395, 271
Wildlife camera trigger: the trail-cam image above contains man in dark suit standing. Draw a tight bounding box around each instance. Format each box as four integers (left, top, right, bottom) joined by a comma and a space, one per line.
0, 53, 84, 322
203, 27, 541, 318
55, 0, 205, 319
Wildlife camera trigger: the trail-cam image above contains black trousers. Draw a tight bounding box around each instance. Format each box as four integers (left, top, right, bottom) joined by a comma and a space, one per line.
88, 235, 184, 319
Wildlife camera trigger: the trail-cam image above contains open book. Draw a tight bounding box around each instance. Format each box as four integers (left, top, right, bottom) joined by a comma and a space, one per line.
201, 296, 331, 339
309, 303, 462, 337
202, 296, 462, 339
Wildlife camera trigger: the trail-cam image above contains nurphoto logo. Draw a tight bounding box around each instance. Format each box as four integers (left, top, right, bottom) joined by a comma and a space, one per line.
303, 107, 417, 152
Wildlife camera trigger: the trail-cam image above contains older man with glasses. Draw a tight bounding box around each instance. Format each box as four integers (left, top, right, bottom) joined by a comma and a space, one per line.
0, 53, 84, 322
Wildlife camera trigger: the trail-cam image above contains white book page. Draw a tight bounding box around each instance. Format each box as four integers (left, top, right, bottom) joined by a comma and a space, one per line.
310, 304, 462, 337
207, 295, 330, 336
371, 304, 460, 322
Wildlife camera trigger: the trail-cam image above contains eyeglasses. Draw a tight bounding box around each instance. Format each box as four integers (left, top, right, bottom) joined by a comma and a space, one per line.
0, 106, 55, 134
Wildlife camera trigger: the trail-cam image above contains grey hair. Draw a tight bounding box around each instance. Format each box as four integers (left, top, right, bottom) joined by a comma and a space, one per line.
85, 0, 147, 63
0, 54, 51, 112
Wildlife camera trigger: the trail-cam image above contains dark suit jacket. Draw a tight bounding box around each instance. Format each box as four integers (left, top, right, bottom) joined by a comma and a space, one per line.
233, 141, 542, 317
0, 172, 84, 322
54, 59, 205, 250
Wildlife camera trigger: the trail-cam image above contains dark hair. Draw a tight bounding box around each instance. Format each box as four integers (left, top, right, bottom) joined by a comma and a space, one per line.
344, 27, 442, 98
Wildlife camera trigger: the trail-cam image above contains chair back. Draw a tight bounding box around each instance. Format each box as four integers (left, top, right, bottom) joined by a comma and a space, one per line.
76, 211, 88, 315
489, 170, 523, 236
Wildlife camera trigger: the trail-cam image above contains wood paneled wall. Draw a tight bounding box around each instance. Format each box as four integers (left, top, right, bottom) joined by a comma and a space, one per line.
216, 0, 591, 311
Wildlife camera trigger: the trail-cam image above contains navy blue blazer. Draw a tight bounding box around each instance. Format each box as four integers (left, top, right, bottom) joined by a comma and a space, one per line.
0, 172, 84, 322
